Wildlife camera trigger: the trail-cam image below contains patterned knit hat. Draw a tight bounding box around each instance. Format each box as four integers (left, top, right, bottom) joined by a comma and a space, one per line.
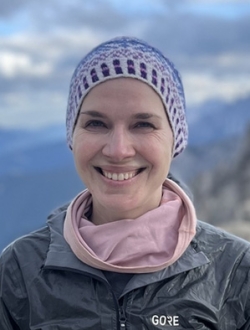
66, 36, 188, 157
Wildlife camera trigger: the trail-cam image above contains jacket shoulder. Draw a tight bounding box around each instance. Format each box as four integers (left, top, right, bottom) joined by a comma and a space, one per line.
1, 225, 50, 260
0, 226, 51, 328
195, 220, 250, 266
196, 220, 250, 245
196, 220, 250, 246
195, 221, 250, 326
1, 203, 68, 260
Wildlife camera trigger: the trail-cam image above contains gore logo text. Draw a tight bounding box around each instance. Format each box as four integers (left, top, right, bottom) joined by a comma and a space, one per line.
151, 315, 179, 327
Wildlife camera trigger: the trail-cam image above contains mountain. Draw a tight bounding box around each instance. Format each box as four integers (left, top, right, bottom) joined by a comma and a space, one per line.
1, 95, 250, 250
188, 96, 250, 145
0, 124, 65, 156
190, 124, 250, 240
0, 133, 85, 250
0, 140, 73, 176
0, 167, 84, 251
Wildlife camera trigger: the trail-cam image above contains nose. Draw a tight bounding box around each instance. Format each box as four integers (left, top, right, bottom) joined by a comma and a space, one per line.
102, 127, 136, 161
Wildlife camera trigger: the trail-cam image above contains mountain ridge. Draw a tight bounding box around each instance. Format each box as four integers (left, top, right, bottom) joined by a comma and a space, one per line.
1, 95, 250, 250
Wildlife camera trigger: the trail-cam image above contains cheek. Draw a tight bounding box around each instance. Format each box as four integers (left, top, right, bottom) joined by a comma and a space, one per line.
72, 138, 88, 164
141, 147, 171, 174
73, 135, 103, 171
142, 134, 173, 163
73, 131, 96, 153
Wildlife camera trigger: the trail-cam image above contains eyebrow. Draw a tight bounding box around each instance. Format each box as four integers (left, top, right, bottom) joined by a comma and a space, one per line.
133, 113, 161, 119
80, 110, 107, 118
80, 110, 161, 120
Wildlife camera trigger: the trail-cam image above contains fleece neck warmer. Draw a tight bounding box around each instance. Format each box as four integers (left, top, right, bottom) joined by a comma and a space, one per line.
63, 178, 196, 273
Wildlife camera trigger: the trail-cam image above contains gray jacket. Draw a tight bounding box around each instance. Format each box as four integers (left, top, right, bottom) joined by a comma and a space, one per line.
1, 204, 250, 329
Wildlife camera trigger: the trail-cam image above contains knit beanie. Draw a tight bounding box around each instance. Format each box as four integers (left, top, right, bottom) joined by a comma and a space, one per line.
66, 36, 188, 157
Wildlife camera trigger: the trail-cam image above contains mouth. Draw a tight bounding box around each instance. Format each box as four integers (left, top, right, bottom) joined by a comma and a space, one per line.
94, 167, 146, 181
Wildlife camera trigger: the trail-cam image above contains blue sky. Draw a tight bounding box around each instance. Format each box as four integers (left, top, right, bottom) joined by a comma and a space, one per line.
0, 0, 250, 129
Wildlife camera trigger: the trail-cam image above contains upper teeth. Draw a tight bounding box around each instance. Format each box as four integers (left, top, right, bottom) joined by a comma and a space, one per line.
102, 170, 137, 181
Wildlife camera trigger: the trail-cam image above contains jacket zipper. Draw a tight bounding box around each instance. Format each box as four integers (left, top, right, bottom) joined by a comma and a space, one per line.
46, 266, 128, 329
119, 305, 126, 329
118, 294, 128, 330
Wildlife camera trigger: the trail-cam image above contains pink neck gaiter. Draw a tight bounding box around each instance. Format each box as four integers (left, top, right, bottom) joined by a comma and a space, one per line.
63, 178, 197, 273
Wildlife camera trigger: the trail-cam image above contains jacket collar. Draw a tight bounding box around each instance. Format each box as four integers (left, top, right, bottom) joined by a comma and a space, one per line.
45, 207, 108, 281
123, 240, 209, 297
44, 207, 210, 294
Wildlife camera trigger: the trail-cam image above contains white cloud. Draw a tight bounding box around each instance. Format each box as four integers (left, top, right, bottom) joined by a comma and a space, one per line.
0, 28, 103, 58
0, 28, 105, 79
0, 0, 249, 129
183, 71, 250, 105
0, 51, 52, 78
211, 53, 250, 70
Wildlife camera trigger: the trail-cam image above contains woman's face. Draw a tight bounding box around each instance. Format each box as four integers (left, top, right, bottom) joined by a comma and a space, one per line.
72, 78, 173, 221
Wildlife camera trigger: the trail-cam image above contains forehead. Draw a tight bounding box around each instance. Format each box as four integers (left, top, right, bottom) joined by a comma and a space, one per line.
80, 77, 166, 116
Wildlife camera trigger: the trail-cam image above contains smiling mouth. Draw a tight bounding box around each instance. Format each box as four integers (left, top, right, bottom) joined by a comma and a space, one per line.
94, 167, 145, 181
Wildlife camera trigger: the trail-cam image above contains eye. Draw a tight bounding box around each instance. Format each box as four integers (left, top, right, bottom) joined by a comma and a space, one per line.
134, 122, 155, 129
85, 120, 107, 129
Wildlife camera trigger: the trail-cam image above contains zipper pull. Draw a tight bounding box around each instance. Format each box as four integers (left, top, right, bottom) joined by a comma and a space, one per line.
119, 307, 126, 329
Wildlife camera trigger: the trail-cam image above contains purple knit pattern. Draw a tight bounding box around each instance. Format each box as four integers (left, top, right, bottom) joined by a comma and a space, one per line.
66, 37, 188, 157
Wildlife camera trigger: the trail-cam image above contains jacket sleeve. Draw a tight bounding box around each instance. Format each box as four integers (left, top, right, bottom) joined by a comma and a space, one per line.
0, 298, 20, 330
235, 246, 250, 329
0, 245, 27, 330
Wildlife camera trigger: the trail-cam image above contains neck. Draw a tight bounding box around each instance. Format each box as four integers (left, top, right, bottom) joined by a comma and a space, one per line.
90, 191, 162, 225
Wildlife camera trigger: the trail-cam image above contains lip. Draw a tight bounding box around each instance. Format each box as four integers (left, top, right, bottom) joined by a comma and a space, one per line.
94, 166, 146, 183
97, 165, 143, 173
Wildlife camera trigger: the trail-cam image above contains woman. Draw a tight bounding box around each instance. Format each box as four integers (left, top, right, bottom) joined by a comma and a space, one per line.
1, 36, 250, 329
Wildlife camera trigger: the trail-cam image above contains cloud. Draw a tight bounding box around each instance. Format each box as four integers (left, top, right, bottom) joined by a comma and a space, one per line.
183, 71, 250, 105
0, 51, 52, 78
0, 0, 249, 129
143, 13, 250, 58
0, 0, 29, 17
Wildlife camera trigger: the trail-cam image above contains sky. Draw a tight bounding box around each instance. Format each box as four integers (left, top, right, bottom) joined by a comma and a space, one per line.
0, 0, 250, 130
